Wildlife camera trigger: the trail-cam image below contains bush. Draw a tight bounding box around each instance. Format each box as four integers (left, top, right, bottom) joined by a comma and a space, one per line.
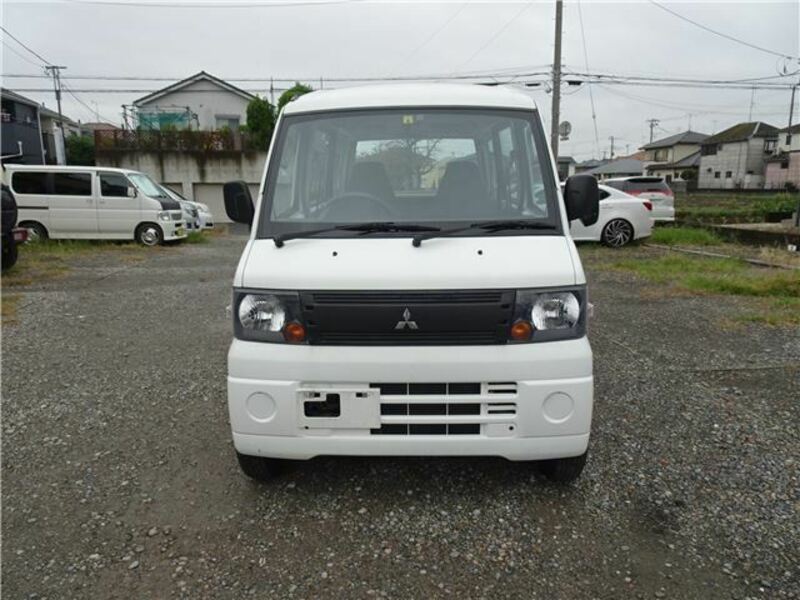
65, 135, 95, 165
246, 96, 276, 150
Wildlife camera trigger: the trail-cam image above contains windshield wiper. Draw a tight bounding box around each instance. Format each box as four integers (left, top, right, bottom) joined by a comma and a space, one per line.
412, 220, 556, 247
273, 222, 441, 248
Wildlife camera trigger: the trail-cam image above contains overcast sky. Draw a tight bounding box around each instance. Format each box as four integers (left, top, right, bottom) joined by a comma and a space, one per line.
2, 0, 798, 160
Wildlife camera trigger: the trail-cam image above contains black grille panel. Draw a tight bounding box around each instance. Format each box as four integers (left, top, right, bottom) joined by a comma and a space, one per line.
302, 289, 514, 346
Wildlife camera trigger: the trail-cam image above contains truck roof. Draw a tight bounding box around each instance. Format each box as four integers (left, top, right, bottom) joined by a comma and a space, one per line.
3, 165, 139, 175
283, 83, 537, 115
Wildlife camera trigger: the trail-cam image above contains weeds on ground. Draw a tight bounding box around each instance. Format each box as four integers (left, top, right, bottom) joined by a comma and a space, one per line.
1, 293, 21, 323
609, 253, 800, 326
184, 231, 209, 244
649, 227, 722, 246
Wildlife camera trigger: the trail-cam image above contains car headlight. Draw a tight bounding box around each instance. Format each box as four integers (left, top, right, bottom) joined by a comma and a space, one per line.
510, 287, 587, 343
233, 290, 306, 343
158, 211, 171, 222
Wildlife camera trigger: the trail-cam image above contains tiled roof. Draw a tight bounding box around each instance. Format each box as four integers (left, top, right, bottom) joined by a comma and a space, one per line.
642, 130, 709, 150
703, 122, 778, 145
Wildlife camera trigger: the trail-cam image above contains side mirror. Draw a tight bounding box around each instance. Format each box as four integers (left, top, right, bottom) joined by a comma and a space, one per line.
223, 180, 254, 225
127, 187, 137, 198
564, 174, 599, 226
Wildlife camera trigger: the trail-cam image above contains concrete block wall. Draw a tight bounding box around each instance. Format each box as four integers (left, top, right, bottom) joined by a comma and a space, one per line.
96, 150, 267, 223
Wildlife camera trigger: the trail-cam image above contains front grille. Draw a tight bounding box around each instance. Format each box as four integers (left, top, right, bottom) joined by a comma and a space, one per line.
301, 289, 514, 346
369, 382, 518, 436
171, 212, 182, 221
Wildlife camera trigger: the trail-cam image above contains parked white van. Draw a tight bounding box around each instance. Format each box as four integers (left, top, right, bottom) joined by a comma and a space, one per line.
223, 84, 599, 483
4, 165, 187, 245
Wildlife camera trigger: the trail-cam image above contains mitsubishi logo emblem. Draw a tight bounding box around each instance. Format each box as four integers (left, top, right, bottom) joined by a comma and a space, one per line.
395, 307, 418, 330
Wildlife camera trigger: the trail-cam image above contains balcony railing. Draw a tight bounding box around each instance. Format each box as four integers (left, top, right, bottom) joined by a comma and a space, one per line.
94, 129, 265, 153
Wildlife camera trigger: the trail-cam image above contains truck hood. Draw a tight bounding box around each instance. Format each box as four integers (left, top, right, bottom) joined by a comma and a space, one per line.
239, 235, 581, 290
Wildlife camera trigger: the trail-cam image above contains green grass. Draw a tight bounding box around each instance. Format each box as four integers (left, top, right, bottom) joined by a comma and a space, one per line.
610, 253, 800, 325
23, 239, 142, 255
675, 192, 798, 223
184, 231, 209, 244
649, 227, 722, 246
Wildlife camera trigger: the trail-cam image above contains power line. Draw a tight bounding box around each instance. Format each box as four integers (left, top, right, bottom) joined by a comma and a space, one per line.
59, 0, 361, 7
1, 40, 44, 68
576, 0, 599, 158
0, 25, 52, 65
61, 80, 118, 124
453, 2, 534, 73
394, 2, 468, 73
647, 0, 797, 61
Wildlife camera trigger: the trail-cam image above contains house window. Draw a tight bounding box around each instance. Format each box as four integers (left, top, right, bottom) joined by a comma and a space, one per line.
725, 171, 732, 179
215, 116, 240, 130
714, 171, 721, 179
701, 145, 718, 156
654, 149, 669, 162
764, 139, 776, 153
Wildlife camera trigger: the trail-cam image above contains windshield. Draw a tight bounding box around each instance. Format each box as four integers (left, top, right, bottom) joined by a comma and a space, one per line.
258, 108, 560, 238
129, 173, 168, 199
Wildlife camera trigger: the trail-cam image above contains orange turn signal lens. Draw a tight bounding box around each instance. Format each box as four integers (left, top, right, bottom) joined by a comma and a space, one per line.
510, 319, 533, 341
282, 321, 307, 343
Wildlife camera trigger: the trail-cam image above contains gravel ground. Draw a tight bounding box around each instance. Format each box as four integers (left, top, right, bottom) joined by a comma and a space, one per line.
2, 234, 798, 599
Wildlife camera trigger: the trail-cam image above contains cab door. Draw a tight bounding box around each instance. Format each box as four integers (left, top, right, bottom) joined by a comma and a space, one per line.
49, 171, 98, 236
97, 172, 140, 237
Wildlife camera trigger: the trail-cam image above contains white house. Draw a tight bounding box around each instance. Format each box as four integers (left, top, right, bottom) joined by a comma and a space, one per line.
764, 124, 800, 190
134, 71, 256, 131
698, 122, 778, 190
642, 130, 708, 182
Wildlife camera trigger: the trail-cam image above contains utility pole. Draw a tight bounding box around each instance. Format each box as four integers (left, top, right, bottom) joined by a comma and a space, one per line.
787, 82, 796, 143
609, 136, 615, 159
646, 118, 659, 143
550, 0, 563, 158
747, 86, 756, 120
44, 65, 67, 130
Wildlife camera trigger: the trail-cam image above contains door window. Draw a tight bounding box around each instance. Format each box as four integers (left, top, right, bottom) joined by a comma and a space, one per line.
53, 172, 92, 196
100, 173, 131, 197
11, 171, 48, 194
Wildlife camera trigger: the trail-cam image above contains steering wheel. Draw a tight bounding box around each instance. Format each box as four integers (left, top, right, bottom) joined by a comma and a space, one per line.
319, 191, 395, 222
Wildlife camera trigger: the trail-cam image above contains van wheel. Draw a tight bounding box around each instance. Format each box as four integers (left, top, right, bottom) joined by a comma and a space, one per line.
20, 221, 48, 243
601, 219, 634, 247
236, 451, 289, 482
135, 223, 163, 246
536, 451, 588, 484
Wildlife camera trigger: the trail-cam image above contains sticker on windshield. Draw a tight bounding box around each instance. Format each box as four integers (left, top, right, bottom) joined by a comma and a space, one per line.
402, 115, 415, 125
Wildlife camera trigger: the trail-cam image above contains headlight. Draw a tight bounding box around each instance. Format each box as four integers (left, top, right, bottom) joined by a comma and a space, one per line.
233, 290, 306, 343
511, 287, 587, 343
158, 211, 171, 222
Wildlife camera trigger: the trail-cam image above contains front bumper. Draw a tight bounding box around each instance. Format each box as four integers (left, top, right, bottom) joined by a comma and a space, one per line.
228, 337, 593, 461
163, 221, 187, 240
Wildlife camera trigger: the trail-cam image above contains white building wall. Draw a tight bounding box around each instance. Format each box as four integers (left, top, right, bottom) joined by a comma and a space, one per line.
136, 80, 251, 130
698, 139, 770, 190
96, 150, 266, 223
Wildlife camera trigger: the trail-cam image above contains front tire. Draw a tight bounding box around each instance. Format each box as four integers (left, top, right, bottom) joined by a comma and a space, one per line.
601, 218, 634, 247
536, 451, 588, 484
135, 223, 163, 246
20, 221, 48, 244
236, 451, 289, 482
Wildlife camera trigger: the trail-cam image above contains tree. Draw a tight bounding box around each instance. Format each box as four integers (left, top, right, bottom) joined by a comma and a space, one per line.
246, 96, 276, 149
277, 82, 313, 113
65, 134, 95, 166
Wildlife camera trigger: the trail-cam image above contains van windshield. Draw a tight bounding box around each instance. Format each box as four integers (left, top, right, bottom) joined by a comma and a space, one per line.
129, 173, 169, 199
258, 108, 560, 238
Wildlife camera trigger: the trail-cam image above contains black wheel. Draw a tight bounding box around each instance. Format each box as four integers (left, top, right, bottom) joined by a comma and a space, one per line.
2, 239, 18, 271
135, 223, 163, 246
601, 219, 634, 247
20, 221, 48, 243
236, 451, 289, 482
536, 451, 588, 484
